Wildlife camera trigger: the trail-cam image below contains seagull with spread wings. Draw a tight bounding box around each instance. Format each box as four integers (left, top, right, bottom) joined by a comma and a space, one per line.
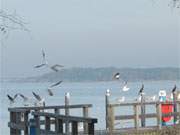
47, 81, 63, 96
7, 94, 18, 104
32, 92, 45, 106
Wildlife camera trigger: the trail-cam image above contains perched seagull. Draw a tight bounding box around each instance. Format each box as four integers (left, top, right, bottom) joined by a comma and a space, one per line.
172, 85, 177, 93
19, 94, 29, 102
32, 92, 45, 106
50, 81, 63, 88
7, 94, 18, 103
113, 73, 120, 80
122, 81, 130, 92
138, 84, 144, 95
116, 96, 125, 103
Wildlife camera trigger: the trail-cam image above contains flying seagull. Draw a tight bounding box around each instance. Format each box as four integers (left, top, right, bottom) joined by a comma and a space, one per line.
7, 94, 18, 103
34, 49, 48, 68
47, 81, 63, 96
34, 49, 64, 72
32, 92, 42, 101
113, 73, 120, 80
138, 84, 144, 95
172, 85, 177, 93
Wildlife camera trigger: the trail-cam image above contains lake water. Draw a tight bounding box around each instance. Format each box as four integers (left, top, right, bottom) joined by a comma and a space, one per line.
0, 80, 180, 134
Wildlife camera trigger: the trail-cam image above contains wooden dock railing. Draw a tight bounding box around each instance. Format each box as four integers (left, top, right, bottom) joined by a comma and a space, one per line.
31, 111, 97, 135
8, 93, 98, 135
105, 90, 180, 134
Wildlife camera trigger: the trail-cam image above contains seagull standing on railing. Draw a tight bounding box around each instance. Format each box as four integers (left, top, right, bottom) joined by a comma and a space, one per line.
122, 81, 130, 92
18, 93, 30, 106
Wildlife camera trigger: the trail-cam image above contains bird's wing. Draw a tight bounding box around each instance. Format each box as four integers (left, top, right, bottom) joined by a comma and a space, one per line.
32, 92, 41, 101
50, 64, 64, 72
50, 81, 63, 88
113, 73, 120, 79
172, 85, 177, 92
7, 94, 13, 101
34, 64, 46, 68
19, 94, 28, 100
48, 89, 53, 96
13, 94, 18, 99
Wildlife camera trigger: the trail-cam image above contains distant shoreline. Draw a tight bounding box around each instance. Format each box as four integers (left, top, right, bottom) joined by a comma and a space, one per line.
1, 67, 180, 83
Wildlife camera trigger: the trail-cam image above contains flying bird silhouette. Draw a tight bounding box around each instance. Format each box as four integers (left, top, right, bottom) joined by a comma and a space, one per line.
47, 81, 63, 96
122, 81, 130, 92
32, 92, 45, 106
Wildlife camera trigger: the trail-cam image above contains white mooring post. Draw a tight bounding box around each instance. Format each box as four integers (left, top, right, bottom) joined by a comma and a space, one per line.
105, 89, 111, 130
65, 92, 70, 134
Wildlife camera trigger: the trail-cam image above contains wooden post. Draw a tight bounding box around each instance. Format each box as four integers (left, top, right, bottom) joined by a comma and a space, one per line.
156, 102, 162, 129
16, 112, 21, 135
108, 105, 114, 134
45, 116, 50, 131
10, 112, 16, 135
134, 104, 139, 130
105, 89, 110, 130
83, 106, 89, 134
55, 119, 63, 134
34, 115, 40, 135
65, 92, 70, 134
88, 122, 95, 135
24, 112, 29, 135
173, 92, 177, 124
54, 108, 61, 133
72, 121, 78, 135
140, 93, 146, 127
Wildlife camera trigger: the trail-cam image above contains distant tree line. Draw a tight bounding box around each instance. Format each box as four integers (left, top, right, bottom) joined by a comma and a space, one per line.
24, 67, 180, 82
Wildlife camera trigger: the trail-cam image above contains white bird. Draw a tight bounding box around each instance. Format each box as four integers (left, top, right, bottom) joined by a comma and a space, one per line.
7, 94, 18, 104
116, 96, 125, 103
34, 49, 64, 72
47, 81, 63, 96
122, 81, 130, 92
32, 92, 45, 106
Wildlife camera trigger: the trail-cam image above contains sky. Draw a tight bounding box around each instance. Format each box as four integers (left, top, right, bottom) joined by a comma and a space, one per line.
0, 0, 180, 77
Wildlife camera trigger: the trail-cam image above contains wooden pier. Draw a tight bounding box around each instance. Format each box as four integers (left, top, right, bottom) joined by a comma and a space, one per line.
8, 91, 180, 135
8, 93, 97, 135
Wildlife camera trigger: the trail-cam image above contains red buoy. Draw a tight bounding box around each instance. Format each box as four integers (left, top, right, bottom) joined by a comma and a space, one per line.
161, 103, 173, 122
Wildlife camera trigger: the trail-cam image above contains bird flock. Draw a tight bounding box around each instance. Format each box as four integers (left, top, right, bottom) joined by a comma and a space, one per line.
112, 72, 178, 103
7, 49, 64, 107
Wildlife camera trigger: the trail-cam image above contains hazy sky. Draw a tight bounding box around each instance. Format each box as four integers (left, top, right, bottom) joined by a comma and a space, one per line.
0, 0, 180, 77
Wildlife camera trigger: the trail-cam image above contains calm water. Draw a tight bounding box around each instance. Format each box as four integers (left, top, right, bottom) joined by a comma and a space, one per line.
0, 80, 180, 134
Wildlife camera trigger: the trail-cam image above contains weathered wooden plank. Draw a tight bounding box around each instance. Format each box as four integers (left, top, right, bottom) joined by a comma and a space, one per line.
156, 102, 162, 129
133, 104, 139, 129
83, 106, 89, 134
45, 116, 51, 131
72, 121, 78, 135
55, 119, 63, 134
32, 112, 97, 123
9, 104, 92, 111
8, 122, 26, 130
88, 122, 95, 135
